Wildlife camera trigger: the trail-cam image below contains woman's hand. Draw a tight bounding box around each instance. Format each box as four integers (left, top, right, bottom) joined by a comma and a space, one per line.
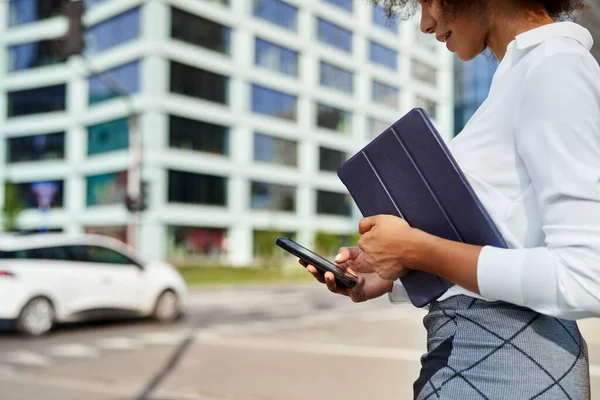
358, 215, 419, 281
300, 246, 394, 303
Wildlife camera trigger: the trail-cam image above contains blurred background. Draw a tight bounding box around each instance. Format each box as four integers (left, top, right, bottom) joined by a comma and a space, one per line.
0, 0, 598, 399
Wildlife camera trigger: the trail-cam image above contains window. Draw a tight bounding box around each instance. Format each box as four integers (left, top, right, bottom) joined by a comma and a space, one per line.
316, 103, 352, 134
169, 115, 229, 155
317, 190, 351, 216
167, 226, 228, 260
368, 117, 390, 139
87, 118, 129, 155
255, 38, 298, 77
172, 8, 231, 54
369, 40, 397, 70
372, 4, 398, 32
11, 246, 72, 261
85, 0, 109, 9
323, 0, 353, 12
372, 80, 399, 108
70, 246, 136, 265
412, 59, 437, 85
9, 0, 63, 26
250, 181, 295, 212
319, 147, 346, 172
8, 84, 66, 118
88, 61, 140, 105
253, 0, 298, 31
85, 226, 127, 244
8, 40, 61, 71
320, 61, 353, 94
251, 84, 297, 121
85, 8, 140, 55
86, 171, 128, 206
317, 18, 352, 53
12, 180, 64, 209
254, 133, 298, 167
416, 96, 437, 119
7, 132, 65, 163
171, 61, 229, 104
168, 170, 227, 206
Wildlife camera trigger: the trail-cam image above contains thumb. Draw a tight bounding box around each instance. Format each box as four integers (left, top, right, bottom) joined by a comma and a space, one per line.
335, 246, 361, 264
358, 216, 377, 235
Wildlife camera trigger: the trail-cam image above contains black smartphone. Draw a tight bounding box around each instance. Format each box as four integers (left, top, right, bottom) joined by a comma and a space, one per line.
275, 237, 357, 288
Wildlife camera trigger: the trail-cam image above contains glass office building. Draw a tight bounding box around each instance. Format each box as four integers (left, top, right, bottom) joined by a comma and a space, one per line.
576, 5, 600, 63
0, 0, 454, 264
453, 53, 498, 136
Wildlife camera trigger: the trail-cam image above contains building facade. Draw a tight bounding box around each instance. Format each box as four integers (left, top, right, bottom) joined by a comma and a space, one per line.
453, 52, 498, 136
577, 2, 600, 63
0, 0, 454, 265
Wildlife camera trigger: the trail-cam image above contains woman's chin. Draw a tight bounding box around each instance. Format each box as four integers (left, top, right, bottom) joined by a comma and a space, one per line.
455, 50, 480, 62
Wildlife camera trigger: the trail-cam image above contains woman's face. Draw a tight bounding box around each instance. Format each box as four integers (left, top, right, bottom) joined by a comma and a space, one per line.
418, 0, 489, 61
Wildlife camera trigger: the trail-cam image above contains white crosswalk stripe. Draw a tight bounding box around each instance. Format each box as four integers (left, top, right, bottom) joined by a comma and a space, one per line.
137, 331, 187, 345
95, 337, 144, 351
4, 351, 51, 367
0, 365, 15, 377
47, 344, 99, 358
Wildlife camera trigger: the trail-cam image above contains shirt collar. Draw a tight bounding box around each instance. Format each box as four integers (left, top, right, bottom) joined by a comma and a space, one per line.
512, 21, 594, 51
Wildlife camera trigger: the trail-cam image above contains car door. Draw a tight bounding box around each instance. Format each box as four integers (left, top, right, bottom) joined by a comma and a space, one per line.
82, 245, 144, 311
20, 245, 104, 317
64, 245, 114, 313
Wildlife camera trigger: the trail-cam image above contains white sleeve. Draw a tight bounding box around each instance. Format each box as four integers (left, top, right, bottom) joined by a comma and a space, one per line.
477, 54, 600, 320
388, 279, 410, 304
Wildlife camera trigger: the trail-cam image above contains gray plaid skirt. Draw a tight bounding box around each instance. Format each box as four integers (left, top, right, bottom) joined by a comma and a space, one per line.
414, 295, 590, 400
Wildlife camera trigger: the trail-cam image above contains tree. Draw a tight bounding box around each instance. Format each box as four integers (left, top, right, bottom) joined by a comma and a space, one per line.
2, 181, 24, 232
254, 228, 286, 268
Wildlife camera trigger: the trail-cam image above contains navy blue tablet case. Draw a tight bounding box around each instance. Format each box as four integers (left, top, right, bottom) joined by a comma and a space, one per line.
337, 108, 507, 307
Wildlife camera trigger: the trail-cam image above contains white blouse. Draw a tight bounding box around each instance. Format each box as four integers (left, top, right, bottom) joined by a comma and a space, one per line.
389, 22, 600, 320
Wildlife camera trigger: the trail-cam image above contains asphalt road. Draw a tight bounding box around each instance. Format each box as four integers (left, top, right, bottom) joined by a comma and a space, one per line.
1, 284, 599, 400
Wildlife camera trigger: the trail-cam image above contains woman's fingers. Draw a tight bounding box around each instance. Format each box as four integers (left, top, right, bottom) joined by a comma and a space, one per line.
335, 247, 361, 264
324, 272, 338, 292
306, 264, 326, 284
350, 276, 366, 302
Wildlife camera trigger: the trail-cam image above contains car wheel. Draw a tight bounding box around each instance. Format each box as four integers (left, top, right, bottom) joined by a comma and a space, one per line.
152, 290, 180, 323
16, 297, 55, 337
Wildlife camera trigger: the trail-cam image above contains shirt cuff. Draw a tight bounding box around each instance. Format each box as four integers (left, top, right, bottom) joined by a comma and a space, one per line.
388, 279, 410, 304
477, 245, 526, 305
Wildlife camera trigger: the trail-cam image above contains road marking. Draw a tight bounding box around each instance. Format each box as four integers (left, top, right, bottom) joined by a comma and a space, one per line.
138, 331, 187, 345
0, 372, 219, 399
206, 336, 425, 361
4, 351, 51, 367
47, 344, 99, 358
194, 330, 221, 341
191, 308, 423, 343
96, 337, 144, 351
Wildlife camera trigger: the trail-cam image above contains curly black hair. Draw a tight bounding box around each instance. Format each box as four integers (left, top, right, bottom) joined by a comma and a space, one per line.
369, 0, 586, 20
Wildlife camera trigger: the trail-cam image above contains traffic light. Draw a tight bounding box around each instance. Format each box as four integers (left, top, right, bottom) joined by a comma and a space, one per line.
124, 182, 149, 213
139, 181, 149, 212
59, 0, 85, 59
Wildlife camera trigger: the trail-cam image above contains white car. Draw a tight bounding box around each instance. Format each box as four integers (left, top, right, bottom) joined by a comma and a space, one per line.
0, 233, 188, 336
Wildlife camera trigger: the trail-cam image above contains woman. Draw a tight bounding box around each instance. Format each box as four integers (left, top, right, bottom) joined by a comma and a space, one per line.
303, 0, 599, 398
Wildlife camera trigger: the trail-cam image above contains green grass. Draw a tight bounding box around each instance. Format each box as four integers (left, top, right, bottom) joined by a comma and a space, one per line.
177, 264, 314, 286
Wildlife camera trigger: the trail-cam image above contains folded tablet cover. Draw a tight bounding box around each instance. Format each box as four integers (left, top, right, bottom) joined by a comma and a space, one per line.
337, 108, 507, 307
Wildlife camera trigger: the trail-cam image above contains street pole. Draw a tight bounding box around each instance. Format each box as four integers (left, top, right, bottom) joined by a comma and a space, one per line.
127, 113, 142, 249
59, 0, 144, 249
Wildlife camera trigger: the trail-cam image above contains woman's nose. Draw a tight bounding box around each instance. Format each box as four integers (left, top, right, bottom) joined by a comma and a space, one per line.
420, 11, 436, 34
